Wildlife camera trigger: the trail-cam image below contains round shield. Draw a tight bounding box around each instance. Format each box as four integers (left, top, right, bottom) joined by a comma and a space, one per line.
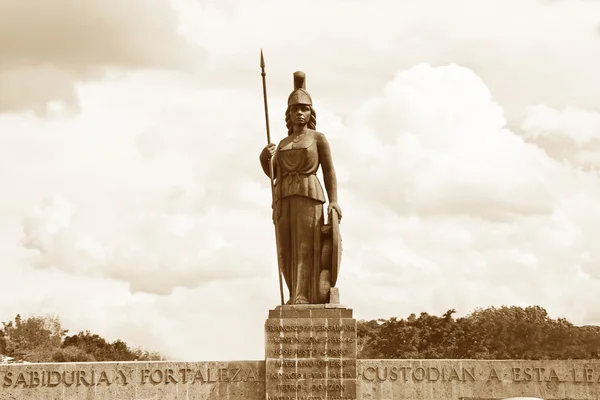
330, 209, 342, 287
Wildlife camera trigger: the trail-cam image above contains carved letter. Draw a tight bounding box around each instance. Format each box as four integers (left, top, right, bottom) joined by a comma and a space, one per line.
29, 371, 40, 387
118, 370, 129, 385
3, 371, 13, 387
448, 368, 460, 381
141, 369, 151, 384
462, 367, 475, 382
166, 369, 178, 384
48, 371, 61, 387
427, 367, 440, 382
64, 371, 76, 386
400, 367, 411, 381
98, 371, 111, 385
230, 368, 241, 382
548, 369, 562, 382
390, 366, 399, 381
512, 367, 522, 382
150, 369, 163, 384
586, 368, 594, 383
78, 371, 91, 386
413, 367, 426, 381
533, 367, 545, 382
362, 367, 376, 382
208, 367, 217, 382
488, 368, 500, 381
193, 369, 206, 383
180, 368, 193, 383
376, 366, 387, 381
219, 368, 229, 382
15, 372, 28, 388
246, 368, 258, 382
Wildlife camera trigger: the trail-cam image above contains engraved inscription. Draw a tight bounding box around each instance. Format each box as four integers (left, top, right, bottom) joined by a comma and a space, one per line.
274, 360, 351, 367
271, 348, 351, 357
1, 370, 129, 388
265, 324, 356, 332
0, 367, 259, 389
360, 365, 600, 383
270, 397, 355, 400
361, 366, 475, 382
276, 383, 347, 392
269, 372, 356, 379
267, 336, 355, 343
266, 313, 358, 400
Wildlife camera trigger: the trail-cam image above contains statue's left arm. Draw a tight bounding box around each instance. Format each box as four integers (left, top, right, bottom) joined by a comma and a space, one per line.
316, 133, 342, 221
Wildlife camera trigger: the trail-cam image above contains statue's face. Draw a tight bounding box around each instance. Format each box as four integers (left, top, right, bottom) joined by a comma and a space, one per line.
289, 104, 311, 125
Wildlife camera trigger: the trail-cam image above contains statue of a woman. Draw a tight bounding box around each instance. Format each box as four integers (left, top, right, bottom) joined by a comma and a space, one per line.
259, 71, 342, 305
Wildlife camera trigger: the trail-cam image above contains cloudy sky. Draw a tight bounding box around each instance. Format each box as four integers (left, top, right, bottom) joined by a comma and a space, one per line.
2, 0, 600, 361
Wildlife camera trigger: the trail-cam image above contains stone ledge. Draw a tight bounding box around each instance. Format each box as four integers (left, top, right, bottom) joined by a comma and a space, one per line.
273, 304, 350, 309
267, 306, 353, 319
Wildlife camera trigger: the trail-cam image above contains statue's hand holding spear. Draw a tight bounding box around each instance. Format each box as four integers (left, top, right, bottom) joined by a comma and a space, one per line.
260, 143, 276, 162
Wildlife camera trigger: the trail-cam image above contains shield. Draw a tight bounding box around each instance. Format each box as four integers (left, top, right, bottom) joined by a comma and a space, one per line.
329, 209, 342, 287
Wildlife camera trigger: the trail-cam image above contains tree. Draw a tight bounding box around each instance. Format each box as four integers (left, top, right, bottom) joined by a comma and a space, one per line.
357, 306, 600, 360
61, 331, 163, 361
62, 331, 118, 361
1, 314, 66, 361
0, 314, 163, 363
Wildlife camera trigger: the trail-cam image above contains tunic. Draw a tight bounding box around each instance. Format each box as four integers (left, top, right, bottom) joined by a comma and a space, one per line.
272, 130, 326, 304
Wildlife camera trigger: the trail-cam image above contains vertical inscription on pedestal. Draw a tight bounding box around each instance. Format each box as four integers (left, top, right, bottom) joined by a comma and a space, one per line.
265, 307, 357, 400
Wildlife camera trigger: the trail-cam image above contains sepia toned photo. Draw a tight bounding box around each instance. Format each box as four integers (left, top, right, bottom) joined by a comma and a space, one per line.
1, 0, 600, 399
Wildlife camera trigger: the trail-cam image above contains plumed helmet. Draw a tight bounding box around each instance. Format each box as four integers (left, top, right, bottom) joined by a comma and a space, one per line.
287, 71, 313, 106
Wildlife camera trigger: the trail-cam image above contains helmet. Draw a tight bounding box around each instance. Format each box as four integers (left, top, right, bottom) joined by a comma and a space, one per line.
287, 71, 313, 106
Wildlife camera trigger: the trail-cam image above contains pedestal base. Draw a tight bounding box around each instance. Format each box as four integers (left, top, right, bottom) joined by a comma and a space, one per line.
265, 305, 357, 400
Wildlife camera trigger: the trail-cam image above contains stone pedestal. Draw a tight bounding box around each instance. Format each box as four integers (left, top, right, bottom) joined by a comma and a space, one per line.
265, 305, 357, 400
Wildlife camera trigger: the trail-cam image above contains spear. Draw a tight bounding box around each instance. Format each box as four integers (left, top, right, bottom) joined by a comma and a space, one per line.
260, 49, 285, 306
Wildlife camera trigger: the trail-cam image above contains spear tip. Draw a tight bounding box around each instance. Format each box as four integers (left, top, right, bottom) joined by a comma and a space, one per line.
260, 49, 265, 68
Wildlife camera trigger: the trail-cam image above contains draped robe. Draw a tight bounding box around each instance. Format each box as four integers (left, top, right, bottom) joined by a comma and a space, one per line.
272, 130, 326, 304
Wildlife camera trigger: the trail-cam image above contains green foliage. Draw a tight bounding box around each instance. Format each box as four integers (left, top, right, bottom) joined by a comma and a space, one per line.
52, 346, 96, 362
358, 306, 600, 360
0, 314, 163, 363
1, 314, 66, 361
4, 306, 598, 363
62, 331, 162, 362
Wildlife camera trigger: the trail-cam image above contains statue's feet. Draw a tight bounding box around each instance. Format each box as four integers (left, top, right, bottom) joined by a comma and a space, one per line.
293, 296, 309, 304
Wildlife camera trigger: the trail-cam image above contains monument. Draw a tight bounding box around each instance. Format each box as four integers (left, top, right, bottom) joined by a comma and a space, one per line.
2, 52, 600, 399
258, 50, 353, 400
259, 50, 342, 306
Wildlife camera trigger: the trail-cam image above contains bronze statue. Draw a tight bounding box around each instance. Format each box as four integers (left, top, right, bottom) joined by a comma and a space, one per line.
259, 65, 342, 305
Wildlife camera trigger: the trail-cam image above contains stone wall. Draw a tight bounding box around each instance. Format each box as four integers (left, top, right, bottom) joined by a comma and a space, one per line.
358, 359, 600, 400
3, 360, 600, 399
0, 360, 264, 400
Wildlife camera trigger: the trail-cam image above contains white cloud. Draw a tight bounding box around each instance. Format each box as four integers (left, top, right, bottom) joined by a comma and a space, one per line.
19, 193, 272, 295
0, 0, 202, 114
331, 64, 600, 329
173, 0, 600, 126
521, 105, 600, 169
339, 64, 559, 222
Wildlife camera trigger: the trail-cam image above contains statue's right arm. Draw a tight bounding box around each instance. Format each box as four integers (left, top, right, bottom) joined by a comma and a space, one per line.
259, 143, 277, 178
